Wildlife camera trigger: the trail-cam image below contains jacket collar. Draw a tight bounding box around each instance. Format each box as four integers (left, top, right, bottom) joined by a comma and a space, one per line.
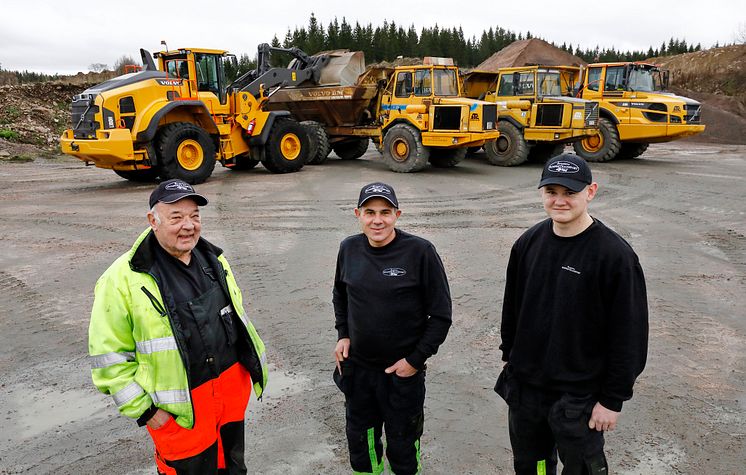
129, 228, 224, 274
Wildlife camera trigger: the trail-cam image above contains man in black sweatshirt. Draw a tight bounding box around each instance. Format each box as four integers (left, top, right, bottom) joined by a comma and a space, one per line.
496, 153, 648, 474
333, 182, 452, 475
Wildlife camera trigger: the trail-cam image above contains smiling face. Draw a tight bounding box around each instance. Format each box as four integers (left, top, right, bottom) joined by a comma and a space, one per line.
541, 183, 597, 236
355, 197, 401, 247
148, 198, 201, 263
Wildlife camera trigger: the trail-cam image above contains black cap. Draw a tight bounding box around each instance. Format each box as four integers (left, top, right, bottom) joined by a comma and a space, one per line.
149, 179, 208, 209
538, 153, 593, 192
357, 182, 398, 208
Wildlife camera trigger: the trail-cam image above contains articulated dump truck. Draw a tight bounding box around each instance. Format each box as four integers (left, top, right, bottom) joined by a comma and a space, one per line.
573, 62, 705, 161
266, 53, 500, 172
461, 66, 600, 166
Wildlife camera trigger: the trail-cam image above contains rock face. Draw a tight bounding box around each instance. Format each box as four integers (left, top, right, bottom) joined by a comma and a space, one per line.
475, 38, 586, 71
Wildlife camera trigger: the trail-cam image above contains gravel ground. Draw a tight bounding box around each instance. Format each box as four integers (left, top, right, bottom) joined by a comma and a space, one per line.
0, 142, 744, 474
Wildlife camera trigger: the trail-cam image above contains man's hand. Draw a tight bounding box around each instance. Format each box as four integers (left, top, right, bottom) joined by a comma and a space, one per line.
588, 402, 620, 432
334, 338, 350, 373
146, 408, 172, 430
384, 358, 418, 377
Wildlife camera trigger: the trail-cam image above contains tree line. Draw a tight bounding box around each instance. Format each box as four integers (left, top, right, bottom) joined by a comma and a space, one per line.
0, 16, 718, 85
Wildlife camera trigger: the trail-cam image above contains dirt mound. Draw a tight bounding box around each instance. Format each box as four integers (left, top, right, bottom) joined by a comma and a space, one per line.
476, 38, 586, 71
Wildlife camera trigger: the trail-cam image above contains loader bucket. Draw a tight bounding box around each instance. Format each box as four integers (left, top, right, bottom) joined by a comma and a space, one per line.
317, 51, 366, 86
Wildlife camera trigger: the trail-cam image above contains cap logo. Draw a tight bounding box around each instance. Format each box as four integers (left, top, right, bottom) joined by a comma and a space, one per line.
165, 181, 193, 192
548, 161, 580, 174
365, 185, 391, 194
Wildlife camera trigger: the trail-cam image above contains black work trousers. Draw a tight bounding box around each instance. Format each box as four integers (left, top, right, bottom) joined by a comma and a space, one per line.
334, 360, 425, 475
495, 365, 609, 475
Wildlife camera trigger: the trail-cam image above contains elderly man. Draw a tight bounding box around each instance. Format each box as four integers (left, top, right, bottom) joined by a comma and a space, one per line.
88, 178, 268, 474
496, 153, 648, 474
333, 182, 452, 475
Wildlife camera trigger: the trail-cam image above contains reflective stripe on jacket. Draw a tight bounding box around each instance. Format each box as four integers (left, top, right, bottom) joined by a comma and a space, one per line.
89, 228, 268, 429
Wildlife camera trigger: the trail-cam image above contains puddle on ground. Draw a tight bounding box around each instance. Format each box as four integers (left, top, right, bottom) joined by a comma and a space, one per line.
5, 384, 109, 438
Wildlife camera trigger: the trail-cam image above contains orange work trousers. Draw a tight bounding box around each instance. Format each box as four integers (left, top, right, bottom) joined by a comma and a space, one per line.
146, 362, 252, 474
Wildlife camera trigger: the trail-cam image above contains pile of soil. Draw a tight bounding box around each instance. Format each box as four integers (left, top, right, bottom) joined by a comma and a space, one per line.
475, 38, 586, 70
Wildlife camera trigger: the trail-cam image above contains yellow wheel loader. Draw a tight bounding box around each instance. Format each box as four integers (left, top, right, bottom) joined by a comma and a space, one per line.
60, 44, 333, 183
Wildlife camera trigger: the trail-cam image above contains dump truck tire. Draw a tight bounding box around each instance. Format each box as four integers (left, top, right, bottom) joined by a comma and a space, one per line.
528, 143, 565, 163
382, 124, 429, 173
428, 147, 467, 168
333, 138, 369, 160
114, 168, 159, 182
301, 121, 331, 165
485, 121, 528, 166
616, 143, 649, 160
573, 118, 620, 162
230, 152, 260, 170
157, 123, 216, 184
261, 118, 308, 174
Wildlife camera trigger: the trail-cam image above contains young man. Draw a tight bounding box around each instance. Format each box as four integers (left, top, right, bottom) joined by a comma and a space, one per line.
333, 182, 452, 475
496, 154, 649, 474
88, 179, 268, 474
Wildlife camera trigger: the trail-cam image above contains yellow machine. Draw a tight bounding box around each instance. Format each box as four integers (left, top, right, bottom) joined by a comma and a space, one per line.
573, 62, 705, 161
60, 45, 320, 183
266, 56, 500, 172
462, 66, 600, 166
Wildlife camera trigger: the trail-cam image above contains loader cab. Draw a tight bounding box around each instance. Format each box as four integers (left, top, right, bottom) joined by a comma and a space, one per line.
157, 48, 229, 104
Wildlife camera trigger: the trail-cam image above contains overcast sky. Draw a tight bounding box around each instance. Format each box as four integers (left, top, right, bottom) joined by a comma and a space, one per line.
2, 0, 743, 74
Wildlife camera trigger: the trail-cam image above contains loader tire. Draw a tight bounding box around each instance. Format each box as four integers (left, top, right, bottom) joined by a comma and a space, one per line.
301, 121, 331, 165
333, 138, 369, 160
113, 168, 159, 182
528, 143, 565, 163
157, 123, 216, 184
485, 121, 529, 166
261, 118, 308, 174
382, 124, 429, 173
428, 147, 467, 168
616, 142, 649, 160
230, 152, 260, 170
573, 118, 620, 162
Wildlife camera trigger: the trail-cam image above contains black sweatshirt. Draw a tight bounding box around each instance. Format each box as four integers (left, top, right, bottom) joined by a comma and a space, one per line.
500, 218, 648, 411
333, 229, 452, 370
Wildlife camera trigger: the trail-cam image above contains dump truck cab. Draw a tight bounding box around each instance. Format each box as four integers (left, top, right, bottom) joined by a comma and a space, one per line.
574, 62, 705, 161
379, 63, 498, 147
462, 66, 599, 166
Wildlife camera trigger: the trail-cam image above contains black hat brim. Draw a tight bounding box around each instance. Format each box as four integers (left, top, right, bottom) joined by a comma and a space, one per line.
538, 177, 588, 192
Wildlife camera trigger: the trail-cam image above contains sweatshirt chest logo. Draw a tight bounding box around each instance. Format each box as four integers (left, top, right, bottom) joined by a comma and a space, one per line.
562, 265, 581, 275
382, 267, 407, 277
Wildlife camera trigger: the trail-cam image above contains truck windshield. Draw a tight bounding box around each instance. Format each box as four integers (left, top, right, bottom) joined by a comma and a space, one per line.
537, 71, 561, 96
627, 66, 658, 92
433, 69, 459, 96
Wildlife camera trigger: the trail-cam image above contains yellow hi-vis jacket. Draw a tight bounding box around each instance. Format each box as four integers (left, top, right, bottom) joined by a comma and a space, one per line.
88, 228, 268, 429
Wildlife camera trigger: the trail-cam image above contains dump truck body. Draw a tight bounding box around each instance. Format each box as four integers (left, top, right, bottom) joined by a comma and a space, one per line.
462, 66, 599, 166
574, 62, 705, 161
60, 45, 312, 183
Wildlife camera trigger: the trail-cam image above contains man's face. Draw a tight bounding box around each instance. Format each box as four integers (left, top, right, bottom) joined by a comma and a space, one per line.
541, 183, 597, 225
354, 197, 401, 247
148, 199, 201, 260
